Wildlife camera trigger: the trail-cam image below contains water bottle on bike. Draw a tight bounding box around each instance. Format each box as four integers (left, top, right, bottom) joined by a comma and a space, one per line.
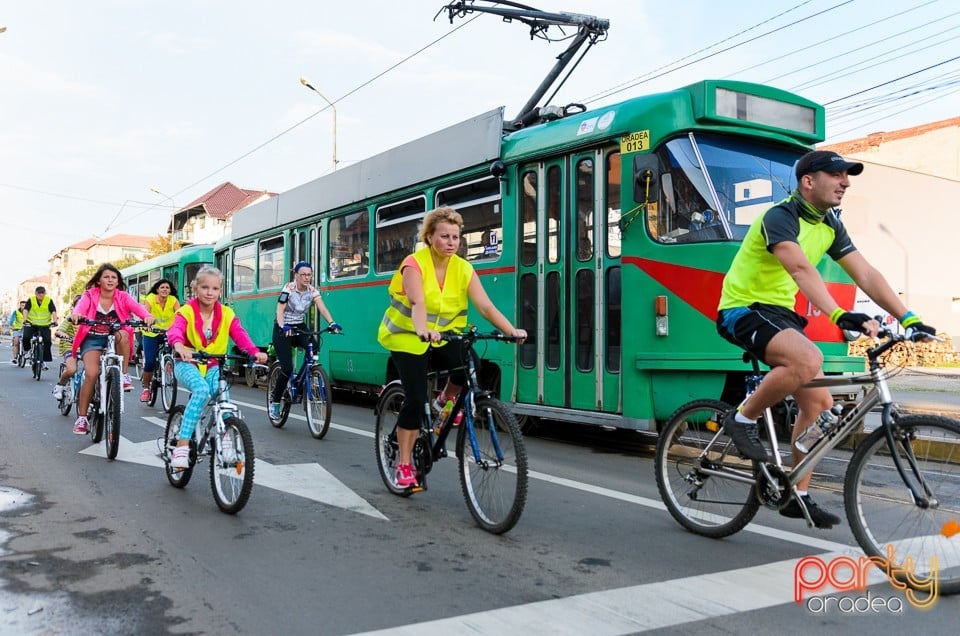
795, 405, 843, 453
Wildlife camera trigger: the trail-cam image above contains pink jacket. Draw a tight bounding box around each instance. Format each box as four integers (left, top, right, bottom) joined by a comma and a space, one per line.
166, 299, 259, 366
72, 287, 152, 356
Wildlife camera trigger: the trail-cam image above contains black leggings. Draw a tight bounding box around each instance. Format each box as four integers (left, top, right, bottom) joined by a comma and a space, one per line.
21, 324, 53, 362
391, 342, 472, 431
270, 323, 316, 402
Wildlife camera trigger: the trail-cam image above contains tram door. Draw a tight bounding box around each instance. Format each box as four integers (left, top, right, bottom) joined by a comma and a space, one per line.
516, 148, 622, 414
291, 224, 319, 281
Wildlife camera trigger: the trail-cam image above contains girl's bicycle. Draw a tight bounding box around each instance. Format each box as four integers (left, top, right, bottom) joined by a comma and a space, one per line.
76, 317, 141, 460
374, 327, 528, 534
266, 325, 341, 439
161, 353, 261, 514
143, 328, 178, 413
655, 328, 960, 594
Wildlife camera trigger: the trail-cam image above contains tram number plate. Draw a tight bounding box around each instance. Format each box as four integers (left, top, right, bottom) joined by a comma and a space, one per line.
620, 130, 650, 154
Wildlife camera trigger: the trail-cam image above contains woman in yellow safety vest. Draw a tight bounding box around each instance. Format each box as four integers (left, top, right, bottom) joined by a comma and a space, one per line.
139, 279, 181, 402
166, 266, 267, 470
377, 206, 526, 488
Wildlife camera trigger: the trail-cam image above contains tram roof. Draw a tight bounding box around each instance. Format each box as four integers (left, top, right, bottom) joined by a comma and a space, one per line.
231, 107, 505, 240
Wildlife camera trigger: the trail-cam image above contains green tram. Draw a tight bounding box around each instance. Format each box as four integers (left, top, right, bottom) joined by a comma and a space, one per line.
217, 79, 860, 431
120, 244, 215, 302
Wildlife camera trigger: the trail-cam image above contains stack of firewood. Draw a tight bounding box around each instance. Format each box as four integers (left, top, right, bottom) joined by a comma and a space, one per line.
848, 333, 959, 367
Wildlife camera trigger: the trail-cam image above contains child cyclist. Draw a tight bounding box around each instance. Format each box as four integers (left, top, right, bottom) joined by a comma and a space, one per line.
52, 295, 82, 401
166, 266, 267, 469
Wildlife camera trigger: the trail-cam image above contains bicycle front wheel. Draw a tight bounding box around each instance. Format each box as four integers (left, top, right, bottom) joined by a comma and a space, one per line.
305, 366, 332, 439
104, 367, 122, 460
655, 399, 760, 538
32, 342, 42, 381
458, 397, 528, 534
266, 364, 291, 428
57, 363, 72, 416
89, 385, 105, 444
210, 416, 255, 514
164, 406, 194, 488
374, 384, 411, 496
160, 354, 177, 413
845, 415, 960, 596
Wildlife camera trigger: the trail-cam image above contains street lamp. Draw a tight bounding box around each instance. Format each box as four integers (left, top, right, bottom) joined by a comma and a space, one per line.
151, 187, 177, 250
300, 76, 338, 171
878, 222, 908, 307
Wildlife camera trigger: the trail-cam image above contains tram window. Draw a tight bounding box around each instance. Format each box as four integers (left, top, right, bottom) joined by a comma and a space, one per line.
436, 177, 502, 262
546, 166, 561, 264
232, 242, 255, 293
648, 134, 797, 244
606, 152, 622, 258
575, 158, 594, 262
520, 171, 537, 267
376, 197, 426, 273
605, 267, 621, 373
184, 263, 209, 299
258, 235, 285, 289
546, 271, 560, 370
519, 273, 537, 368
329, 211, 369, 279
575, 269, 594, 372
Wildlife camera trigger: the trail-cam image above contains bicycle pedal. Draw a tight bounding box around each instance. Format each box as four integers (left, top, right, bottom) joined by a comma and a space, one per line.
409, 483, 426, 494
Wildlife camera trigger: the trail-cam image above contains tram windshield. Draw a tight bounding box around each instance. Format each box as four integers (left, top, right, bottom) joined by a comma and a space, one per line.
648, 133, 800, 244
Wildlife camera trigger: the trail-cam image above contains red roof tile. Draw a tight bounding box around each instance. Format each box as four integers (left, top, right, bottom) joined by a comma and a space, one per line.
824, 116, 960, 154
179, 182, 276, 220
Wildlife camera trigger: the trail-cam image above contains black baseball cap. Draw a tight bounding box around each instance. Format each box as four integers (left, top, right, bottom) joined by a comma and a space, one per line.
795, 150, 864, 178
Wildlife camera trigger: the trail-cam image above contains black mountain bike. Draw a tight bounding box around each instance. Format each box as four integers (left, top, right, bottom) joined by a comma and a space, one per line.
144, 328, 178, 413
374, 328, 528, 534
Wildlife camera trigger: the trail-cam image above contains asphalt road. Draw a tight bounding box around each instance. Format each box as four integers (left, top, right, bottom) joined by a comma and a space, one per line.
1, 337, 959, 635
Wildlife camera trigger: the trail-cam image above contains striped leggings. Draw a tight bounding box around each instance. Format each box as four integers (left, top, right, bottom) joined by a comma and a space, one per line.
173, 362, 222, 441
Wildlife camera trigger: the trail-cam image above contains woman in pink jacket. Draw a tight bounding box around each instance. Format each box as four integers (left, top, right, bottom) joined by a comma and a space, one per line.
70, 263, 155, 435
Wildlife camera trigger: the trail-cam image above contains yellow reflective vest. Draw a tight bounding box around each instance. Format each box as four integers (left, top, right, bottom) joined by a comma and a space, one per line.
25, 296, 54, 326
11, 309, 25, 330
142, 293, 178, 337
178, 303, 236, 375
378, 247, 472, 354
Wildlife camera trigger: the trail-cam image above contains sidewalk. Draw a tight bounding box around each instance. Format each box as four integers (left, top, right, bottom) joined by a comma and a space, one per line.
886, 367, 960, 418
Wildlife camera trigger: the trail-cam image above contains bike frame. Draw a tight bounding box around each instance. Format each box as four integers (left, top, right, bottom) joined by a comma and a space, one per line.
701, 333, 936, 510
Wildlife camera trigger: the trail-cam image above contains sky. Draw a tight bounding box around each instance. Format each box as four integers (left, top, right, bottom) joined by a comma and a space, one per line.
2, 0, 958, 296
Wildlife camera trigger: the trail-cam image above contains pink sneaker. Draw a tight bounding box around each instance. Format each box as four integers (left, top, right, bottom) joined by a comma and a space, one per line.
395, 463, 418, 487
73, 416, 88, 435
139, 388, 151, 403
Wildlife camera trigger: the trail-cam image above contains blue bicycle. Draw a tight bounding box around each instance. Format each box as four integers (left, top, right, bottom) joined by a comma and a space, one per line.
266, 325, 341, 439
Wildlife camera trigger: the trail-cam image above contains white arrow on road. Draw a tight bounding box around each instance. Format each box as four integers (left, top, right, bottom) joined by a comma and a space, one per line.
79, 436, 388, 520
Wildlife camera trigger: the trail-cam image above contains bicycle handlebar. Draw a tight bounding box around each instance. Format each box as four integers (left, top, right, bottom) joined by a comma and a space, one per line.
176, 351, 260, 367
432, 327, 523, 344
288, 325, 344, 337
75, 317, 145, 331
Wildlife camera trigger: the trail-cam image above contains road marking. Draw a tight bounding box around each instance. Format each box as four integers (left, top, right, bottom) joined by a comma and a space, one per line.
348, 548, 890, 636
78, 436, 387, 520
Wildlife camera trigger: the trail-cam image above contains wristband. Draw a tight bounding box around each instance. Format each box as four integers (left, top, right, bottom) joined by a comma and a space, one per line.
900, 311, 920, 328
829, 308, 845, 324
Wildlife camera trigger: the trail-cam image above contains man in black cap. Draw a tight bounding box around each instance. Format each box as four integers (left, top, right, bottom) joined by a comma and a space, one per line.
21, 285, 58, 369
715, 149, 936, 529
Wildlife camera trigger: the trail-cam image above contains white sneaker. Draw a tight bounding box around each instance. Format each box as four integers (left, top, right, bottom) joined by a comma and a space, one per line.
122, 374, 133, 392
52, 384, 64, 400
220, 429, 237, 463
171, 445, 190, 469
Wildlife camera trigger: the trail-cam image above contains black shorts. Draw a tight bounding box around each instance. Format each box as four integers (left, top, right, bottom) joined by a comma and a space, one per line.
716, 303, 808, 365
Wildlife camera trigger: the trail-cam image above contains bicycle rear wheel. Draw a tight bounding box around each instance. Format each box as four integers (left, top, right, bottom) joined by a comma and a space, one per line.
266, 364, 291, 427
845, 415, 960, 596
88, 384, 105, 444
458, 397, 528, 534
305, 365, 332, 439
164, 406, 194, 488
210, 416, 255, 514
374, 384, 412, 496
655, 399, 760, 538
160, 354, 177, 413
103, 367, 122, 460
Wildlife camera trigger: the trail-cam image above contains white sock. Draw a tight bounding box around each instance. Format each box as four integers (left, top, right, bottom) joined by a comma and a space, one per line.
795, 490, 808, 497
734, 410, 755, 425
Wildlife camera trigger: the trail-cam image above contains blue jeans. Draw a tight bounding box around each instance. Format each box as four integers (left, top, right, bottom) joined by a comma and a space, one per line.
173, 362, 221, 441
